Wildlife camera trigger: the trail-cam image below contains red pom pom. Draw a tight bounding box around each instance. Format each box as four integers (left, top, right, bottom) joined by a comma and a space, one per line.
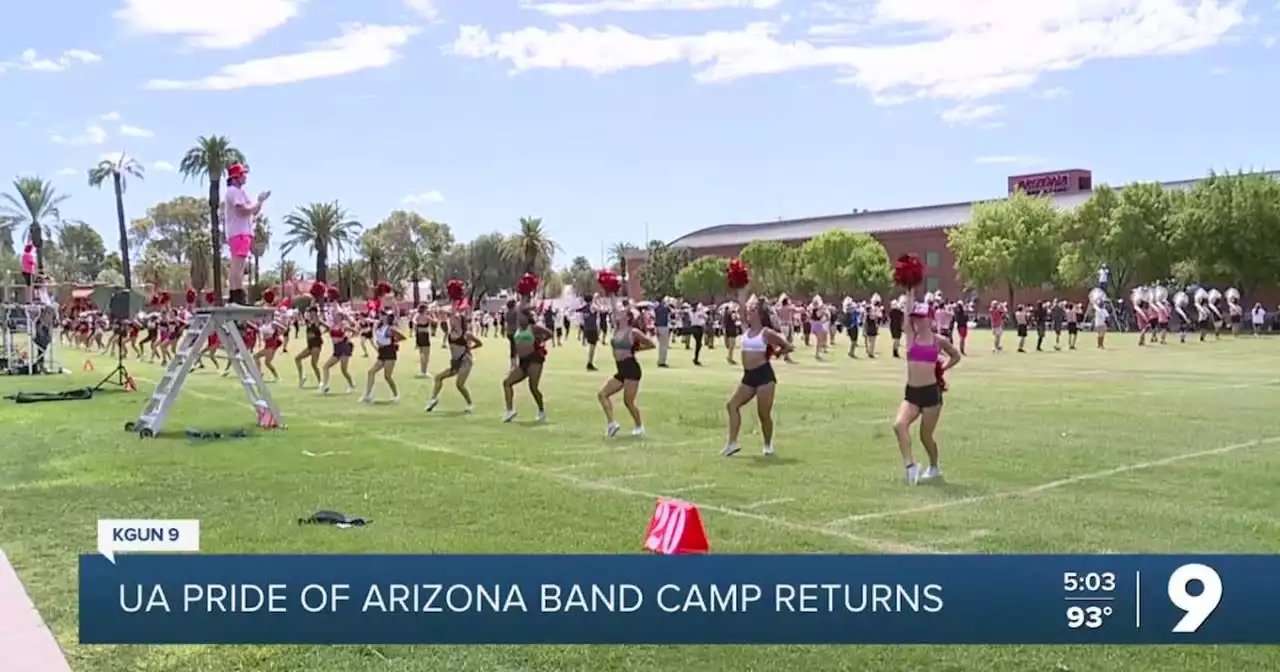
893, 254, 924, 289
516, 273, 540, 297
935, 360, 948, 392
263, 288, 277, 305
185, 288, 196, 305
148, 295, 159, 306
725, 258, 750, 290
278, 299, 291, 309
204, 290, 217, 304
597, 269, 621, 295
309, 281, 326, 298
326, 286, 340, 301
376, 281, 393, 297
160, 291, 172, 304
446, 279, 465, 303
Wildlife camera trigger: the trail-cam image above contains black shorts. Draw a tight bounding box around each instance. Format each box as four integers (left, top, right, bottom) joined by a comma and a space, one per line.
360, 331, 374, 340
865, 322, 879, 338
1052, 322, 1063, 334
1199, 319, 1213, 331
22, 272, 32, 286
507, 335, 517, 358
613, 357, 642, 382
583, 329, 599, 346
1066, 322, 1078, 335
741, 363, 776, 388
449, 353, 471, 373
1231, 315, 1242, 325
1016, 324, 1028, 338
377, 345, 397, 362
517, 353, 544, 374
306, 338, 324, 350
332, 341, 353, 358
890, 324, 903, 340
1159, 321, 1170, 331
415, 333, 431, 348
905, 383, 943, 409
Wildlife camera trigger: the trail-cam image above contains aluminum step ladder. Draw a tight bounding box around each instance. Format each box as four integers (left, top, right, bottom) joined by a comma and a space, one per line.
127, 306, 284, 438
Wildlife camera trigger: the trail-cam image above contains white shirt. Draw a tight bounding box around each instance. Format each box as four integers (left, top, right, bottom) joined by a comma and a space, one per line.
375, 325, 393, 347
690, 308, 706, 327
1093, 306, 1109, 327
222, 185, 253, 238
1253, 307, 1267, 325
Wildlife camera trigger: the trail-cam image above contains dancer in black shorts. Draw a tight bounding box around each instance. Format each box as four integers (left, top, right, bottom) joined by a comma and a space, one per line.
598, 305, 654, 437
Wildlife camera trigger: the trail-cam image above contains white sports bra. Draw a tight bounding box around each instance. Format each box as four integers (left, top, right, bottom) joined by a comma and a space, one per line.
741, 329, 768, 352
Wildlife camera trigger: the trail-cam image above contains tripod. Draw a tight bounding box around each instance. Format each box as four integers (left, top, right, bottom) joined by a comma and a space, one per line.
94, 322, 132, 392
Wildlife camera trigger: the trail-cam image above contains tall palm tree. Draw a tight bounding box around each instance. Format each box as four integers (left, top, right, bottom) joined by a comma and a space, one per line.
360, 232, 389, 286
1, 177, 68, 271
178, 136, 246, 304
609, 241, 640, 298
279, 202, 361, 284
251, 214, 270, 286
88, 153, 145, 289
502, 216, 560, 277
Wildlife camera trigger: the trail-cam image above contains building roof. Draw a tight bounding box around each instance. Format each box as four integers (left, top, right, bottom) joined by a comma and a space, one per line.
668, 172, 1280, 249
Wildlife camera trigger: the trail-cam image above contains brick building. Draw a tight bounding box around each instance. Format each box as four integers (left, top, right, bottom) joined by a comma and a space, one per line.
625, 170, 1280, 307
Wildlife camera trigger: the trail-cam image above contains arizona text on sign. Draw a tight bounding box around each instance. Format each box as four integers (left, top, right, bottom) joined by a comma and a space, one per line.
97, 519, 200, 563
643, 499, 709, 555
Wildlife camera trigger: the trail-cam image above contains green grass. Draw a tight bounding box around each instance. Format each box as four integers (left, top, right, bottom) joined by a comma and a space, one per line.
2, 330, 1279, 671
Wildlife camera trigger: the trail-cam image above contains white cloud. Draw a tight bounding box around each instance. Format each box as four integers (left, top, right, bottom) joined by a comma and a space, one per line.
55, 168, 80, 176
975, 155, 1042, 165
99, 111, 121, 121
120, 124, 154, 137
152, 160, 175, 171
454, 0, 1244, 112
114, 0, 304, 50
941, 102, 1002, 125
522, 0, 780, 16
402, 190, 445, 204
0, 48, 101, 73
51, 124, 108, 146
1036, 86, 1070, 99
1262, 36, 1276, 48
404, 0, 438, 19
146, 23, 421, 90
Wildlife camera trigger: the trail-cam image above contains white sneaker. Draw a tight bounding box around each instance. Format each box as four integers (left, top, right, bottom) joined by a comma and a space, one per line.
921, 465, 943, 482
631, 426, 645, 437
721, 442, 741, 457
905, 464, 921, 485
606, 422, 621, 437
319, 384, 330, 395
390, 395, 400, 404
503, 409, 517, 422
344, 386, 355, 394
762, 443, 774, 456
536, 410, 547, 423
360, 395, 372, 404
425, 398, 439, 412
463, 405, 474, 414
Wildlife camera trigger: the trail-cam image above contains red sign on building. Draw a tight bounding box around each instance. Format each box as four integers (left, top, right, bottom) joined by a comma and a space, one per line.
1008, 169, 1092, 196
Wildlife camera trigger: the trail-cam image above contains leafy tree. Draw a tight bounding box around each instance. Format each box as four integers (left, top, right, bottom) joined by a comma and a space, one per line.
88, 153, 145, 288
564, 255, 595, 298
638, 240, 691, 299
739, 240, 798, 295
54, 221, 107, 281
279, 202, 362, 284
542, 269, 566, 299
1057, 183, 1176, 292
797, 230, 892, 297
1, 176, 68, 269
948, 191, 1064, 303
675, 255, 728, 302
466, 233, 514, 302
251, 215, 270, 286
1173, 171, 1280, 292
179, 135, 246, 303
130, 196, 209, 266
503, 216, 559, 276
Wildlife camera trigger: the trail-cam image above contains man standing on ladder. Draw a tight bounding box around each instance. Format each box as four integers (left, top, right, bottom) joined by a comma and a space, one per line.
223, 163, 270, 306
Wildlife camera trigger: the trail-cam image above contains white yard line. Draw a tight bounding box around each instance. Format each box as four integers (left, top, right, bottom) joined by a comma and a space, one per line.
826, 435, 1280, 527
664, 483, 718, 495
547, 463, 597, 473
596, 473, 657, 483
740, 497, 795, 510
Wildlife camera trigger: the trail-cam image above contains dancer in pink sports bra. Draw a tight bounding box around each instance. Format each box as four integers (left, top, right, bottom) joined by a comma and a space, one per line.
894, 288, 962, 485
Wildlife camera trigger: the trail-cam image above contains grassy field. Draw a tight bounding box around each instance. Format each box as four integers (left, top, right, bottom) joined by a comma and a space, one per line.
2, 329, 1279, 671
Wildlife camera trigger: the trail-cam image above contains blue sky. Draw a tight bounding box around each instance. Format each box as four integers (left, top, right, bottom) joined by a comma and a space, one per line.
2, 0, 1276, 271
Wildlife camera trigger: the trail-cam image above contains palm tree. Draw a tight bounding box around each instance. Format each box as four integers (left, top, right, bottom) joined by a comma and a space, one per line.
279, 202, 361, 284
1, 177, 68, 271
251, 214, 270, 286
502, 216, 560, 277
178, 136, 246, 304
609, 241, 640, 298
88, 153, 145, 289
360, 232, 389, 286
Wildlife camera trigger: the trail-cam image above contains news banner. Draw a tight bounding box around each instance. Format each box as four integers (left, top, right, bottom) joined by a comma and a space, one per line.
83, 519, 1278, 645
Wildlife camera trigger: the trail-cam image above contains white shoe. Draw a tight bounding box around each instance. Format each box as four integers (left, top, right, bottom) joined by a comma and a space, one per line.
721, 442, 740, 457
606, 422, 621, 437
390, 395, 400, 404
905, 464, 921, 485
345, 386, 355, 394
319, 384, 330, 395
463, 405, 474, 414
631, 426, 645, 437
921, 465, 943, 482
425, 398, 439, 412
360, 395, 372, 404
503, 409, 517, 422
762, 443, 774, 456
536, 410, 547, 423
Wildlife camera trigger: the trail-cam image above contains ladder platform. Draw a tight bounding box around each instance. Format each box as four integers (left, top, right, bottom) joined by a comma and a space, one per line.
194, 305, 275, 319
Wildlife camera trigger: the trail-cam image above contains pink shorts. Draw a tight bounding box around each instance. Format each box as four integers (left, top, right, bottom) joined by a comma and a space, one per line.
228, 233, 253, 259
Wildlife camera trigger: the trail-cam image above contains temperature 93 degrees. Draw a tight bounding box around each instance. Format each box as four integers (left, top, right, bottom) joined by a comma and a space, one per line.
1168, 563, 1222, 633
